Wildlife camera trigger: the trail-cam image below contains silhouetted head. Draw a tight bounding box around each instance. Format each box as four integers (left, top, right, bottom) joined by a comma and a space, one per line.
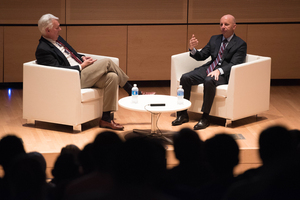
51, 153, 80, 184
27, 151, 47, 173
8, 154, 46, 200
259, 126, 293, 164
0, 134, 26, 171
78, 143, 95, 175
115, 136, 166, 186
92, 131, 123, 171
173, 128, 204, 163
204, 133, 239, 173
61, 144, 80, 156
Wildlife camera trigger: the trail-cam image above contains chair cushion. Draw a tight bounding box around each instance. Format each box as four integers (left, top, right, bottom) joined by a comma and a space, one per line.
81, 88, 103, 103
191, 84, 228, 98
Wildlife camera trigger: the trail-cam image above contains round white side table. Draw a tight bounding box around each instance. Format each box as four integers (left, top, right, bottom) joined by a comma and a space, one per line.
118, 95, 191, 137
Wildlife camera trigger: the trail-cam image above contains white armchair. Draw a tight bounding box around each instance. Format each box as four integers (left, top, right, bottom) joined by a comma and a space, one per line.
23, 53, 119, 131
170, 51, 271, 126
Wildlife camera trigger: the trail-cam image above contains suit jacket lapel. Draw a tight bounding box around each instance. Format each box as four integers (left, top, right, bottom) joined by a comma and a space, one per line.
223, 34, 237, 56
57, 36, 83, 63
40, 36, 70, 65
213, 35, 223, 58
54, 48, 70, 66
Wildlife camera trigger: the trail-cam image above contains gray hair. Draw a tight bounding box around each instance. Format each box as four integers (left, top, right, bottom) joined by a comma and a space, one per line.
38, 14, 59, 35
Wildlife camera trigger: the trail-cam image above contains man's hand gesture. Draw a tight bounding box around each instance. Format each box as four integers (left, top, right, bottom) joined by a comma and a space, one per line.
189, 34, 198, 50
81, 56, 97, 69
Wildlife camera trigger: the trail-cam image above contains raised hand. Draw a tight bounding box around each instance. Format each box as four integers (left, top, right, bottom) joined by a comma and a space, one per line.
189, 34, 199, 50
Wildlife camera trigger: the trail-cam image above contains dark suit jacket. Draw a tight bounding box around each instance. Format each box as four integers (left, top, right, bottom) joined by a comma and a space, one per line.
35, 35, 84, 72
190, 34, 247, 81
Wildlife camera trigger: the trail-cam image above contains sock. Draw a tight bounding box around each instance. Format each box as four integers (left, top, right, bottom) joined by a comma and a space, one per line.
178, 109, 188, 117
202, 112, 210, 120
102, 111, 111, 122
123, 82, 132, 96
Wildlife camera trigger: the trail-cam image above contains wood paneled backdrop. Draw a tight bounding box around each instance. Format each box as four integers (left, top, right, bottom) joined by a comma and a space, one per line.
0, 0, 300, 82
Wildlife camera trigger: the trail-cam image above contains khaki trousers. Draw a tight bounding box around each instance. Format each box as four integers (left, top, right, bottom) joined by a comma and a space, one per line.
80, 58, 129, 112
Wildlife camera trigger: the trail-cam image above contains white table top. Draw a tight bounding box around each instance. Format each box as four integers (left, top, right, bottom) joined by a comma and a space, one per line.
118, 95, 191, 113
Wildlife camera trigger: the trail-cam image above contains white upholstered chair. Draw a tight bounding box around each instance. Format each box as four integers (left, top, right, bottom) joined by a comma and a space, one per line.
23, 53, 119, 131
170, 51, 271, 126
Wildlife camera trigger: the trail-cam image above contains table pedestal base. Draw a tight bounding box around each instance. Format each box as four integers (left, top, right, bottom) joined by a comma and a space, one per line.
133, 112, 173, 144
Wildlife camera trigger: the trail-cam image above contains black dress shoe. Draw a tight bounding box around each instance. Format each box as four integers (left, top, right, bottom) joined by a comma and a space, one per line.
194, 117, 210, 130
172, 115, 189, 126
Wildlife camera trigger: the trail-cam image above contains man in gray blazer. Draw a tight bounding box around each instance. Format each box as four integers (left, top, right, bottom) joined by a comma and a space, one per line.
172, 14, 247, 130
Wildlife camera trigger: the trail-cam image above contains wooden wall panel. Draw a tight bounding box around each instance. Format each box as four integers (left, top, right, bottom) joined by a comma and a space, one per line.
0, 27, 3, 82
66, 0, 187, 24
66, 26, 127, 72
189, 0, 300, 23
127, 25, 187, 80
247, 24, 300, 79
187, 24, 248, 50
4, 27, 66, 82
0, 0, 66, 24
1, 1, 300, 82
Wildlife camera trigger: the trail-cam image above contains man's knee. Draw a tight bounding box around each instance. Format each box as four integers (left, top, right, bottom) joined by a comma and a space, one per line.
203, 76, 215, 87
96, 57, 112, 66
106, 72, 119, 83
101, 57, 111, 63
180, 74, 190, 85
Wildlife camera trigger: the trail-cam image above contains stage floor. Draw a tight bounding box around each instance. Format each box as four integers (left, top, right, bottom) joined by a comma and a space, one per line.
1, 84, 300, 178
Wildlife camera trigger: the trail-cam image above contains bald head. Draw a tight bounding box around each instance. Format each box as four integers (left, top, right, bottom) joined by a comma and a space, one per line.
220, 14, 236, 38
222, 14, 236, 24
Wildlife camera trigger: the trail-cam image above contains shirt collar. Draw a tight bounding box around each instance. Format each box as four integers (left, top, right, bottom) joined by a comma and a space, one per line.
223, 34, 234, 42
43, 36, 56, 45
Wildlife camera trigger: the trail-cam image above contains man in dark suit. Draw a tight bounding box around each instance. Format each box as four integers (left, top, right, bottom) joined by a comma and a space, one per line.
172, 14, 247, 130
35, 14, 138, 130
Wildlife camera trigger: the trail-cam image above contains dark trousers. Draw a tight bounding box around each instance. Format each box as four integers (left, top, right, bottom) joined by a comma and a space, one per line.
180, 67, 227, 114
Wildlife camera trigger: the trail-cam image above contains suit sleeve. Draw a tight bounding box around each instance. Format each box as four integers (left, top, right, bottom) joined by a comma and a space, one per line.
189, 41, 212, 61
35, 46, 81, 72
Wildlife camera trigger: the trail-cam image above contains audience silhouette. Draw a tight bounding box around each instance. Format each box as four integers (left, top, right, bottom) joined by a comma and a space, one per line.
0, 125, 299, 200
50, 151, 81, 200
197, 133, 240, 200
108, 136, 172, 200
27, 151, 47, 173
0, 135, 26, 200
7, 154, 47, 200
224, 125, 300, 200
77, 143, 95, 175
163, 128, 212, 199
64, 131, 123, 200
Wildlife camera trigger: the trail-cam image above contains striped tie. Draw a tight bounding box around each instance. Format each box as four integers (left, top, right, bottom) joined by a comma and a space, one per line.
206, 39, 228, 74
56, 40, 83, 64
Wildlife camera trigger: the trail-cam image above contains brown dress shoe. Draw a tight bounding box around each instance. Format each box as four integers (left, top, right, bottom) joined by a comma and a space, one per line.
99, 120, 124, 130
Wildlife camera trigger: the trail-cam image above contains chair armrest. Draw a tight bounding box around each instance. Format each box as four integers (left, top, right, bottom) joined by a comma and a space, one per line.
226, 55, 271, 120
23, 61, 82, 122
79, 53, 119, 66
170, 50, 211, 96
